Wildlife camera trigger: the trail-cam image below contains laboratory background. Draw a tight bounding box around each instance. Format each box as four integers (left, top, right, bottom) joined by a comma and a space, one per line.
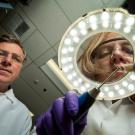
0, 0, 133, 123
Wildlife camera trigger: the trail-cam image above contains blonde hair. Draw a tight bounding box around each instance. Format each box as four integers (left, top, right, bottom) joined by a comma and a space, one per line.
78, 32, 113, 80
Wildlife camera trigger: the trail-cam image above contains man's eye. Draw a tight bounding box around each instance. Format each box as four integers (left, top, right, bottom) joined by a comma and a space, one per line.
0, 51, 7, 56
12, 55, 23, 63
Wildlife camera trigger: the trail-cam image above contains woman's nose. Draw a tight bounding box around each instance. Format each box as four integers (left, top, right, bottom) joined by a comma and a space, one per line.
111, 48, 126, 64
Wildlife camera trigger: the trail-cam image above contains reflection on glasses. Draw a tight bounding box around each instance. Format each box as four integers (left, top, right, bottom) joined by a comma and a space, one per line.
0, 49, 24, 64
91, 38, 133, 59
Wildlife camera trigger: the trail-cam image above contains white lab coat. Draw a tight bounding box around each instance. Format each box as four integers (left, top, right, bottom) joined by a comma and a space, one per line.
0, 89, 32, 135
2, 89, 135, 135
83, 98, 135, 135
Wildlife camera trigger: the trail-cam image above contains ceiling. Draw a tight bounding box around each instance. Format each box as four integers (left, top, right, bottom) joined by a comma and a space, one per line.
0, 0, 126, 118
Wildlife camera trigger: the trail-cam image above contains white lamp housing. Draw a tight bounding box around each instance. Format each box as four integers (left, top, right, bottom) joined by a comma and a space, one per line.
58, 8, 135, 100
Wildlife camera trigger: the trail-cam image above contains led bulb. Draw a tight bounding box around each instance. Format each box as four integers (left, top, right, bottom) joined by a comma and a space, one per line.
130, 74, 135, 80
123, 27, 131, 33
68, 64, 73, 69
68, 47, 74, 52
114, 12, 123, 22
80, 29, 88, 35
132, 35, 135, 41
114, 22, 121, 29
122, 81, 128, 87
61, 58, 67, 64
101, 12, 110, 20
108, 91, 114, 97
126, 17, 135, 26
90, 23, 98, 30
73, 36, 80, 43
62, 48, 68, 54
119, 89, 125, 95
78, 21, 86, 29
63, 66, 70, 72
67, 74, 73, 80
84, 83, 90, 88
99, 92, 104, 97
78, 78, 83, 83
64, 38, 72, 45
128, 84, 135, 91
80, 86, 86, 92
102, 21, 109, 28
114, 85, 120, 90
89, 15, 97, 23
73, 80, 80, 87
103, 87, 109, 92
70, 29, 77, 36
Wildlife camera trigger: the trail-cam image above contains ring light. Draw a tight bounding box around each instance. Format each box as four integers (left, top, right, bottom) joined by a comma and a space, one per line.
58, 8, 135, 100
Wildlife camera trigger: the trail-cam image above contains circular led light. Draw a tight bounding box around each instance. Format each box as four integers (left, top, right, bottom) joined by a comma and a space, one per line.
58, 8, 135, 100
64, 38, 72, 45
108, 91, 114, 97
132, 35, 135, 41
114, 12, 123, 21
122, 81, 128, 87
89, 15, 97, 23
119, 89, 125, 95
78, 21, 87, 29
123, 26, 131, 33
114, 85, 120, 90
126, 17, 135, 26
114, 22, 121, 29
101, 12, 110, 20
99, 92, 104, 97
128, 84, 135, 91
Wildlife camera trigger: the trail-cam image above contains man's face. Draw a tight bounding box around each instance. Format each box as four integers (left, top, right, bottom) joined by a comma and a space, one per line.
93, 33, 133, 82
0, 42, 25, 85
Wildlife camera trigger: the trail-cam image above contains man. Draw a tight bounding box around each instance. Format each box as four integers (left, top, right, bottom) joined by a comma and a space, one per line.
0, 34, 32, 135
0, 34, 86, 135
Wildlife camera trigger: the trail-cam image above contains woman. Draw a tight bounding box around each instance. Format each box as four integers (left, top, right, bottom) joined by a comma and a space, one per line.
79, 32, 135, 135
78, 32, 133, 82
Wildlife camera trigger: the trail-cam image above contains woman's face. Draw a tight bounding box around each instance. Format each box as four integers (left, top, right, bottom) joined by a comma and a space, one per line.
92, 33, 133, 82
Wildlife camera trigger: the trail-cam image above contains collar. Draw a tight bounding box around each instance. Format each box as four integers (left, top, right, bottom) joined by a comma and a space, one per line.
0, 88, 15, 104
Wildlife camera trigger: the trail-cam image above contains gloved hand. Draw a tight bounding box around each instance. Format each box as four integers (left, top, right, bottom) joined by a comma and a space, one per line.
36, 91, 87, 135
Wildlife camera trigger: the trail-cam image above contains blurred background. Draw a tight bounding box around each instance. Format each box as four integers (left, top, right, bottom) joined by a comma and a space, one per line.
0, 0, 134, 123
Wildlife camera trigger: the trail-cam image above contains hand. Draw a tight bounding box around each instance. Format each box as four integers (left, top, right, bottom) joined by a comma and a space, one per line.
36, 91, 87, 135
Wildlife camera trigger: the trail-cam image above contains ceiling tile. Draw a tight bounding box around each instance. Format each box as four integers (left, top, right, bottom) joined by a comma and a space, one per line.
106, 0, 126, 7
34, 48, 57, 66
22, 56, 32, 69
0, 25, 6, 34
13, 77, 48, 115
23, 30, 50, 60
102, 0, 126, 5
21, 63, 63, 106
55, 0, 104, 22
53, 41, 60, 52
22, 0, 70, 45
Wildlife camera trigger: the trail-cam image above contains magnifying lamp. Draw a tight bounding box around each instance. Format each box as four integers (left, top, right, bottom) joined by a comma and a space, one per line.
58, 8, 135, 101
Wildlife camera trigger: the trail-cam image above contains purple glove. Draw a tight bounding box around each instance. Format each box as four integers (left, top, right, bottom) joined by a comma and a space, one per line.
36, 91, 87, 135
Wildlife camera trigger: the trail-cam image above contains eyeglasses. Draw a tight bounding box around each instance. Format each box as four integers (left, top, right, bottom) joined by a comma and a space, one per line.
0, 49, 24, 64
91, 38, 133, 60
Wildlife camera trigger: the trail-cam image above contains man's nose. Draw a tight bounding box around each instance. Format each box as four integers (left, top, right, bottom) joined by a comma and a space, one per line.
111, 48, 126, 64
0, 55, 12, 66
